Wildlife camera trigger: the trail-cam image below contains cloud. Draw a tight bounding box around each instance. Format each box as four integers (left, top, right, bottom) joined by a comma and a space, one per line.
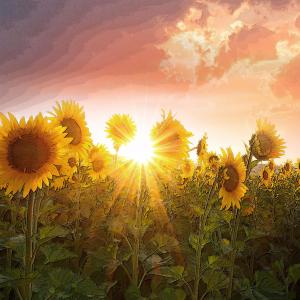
272, 54, 300, 100
196, 24, 279, 82
0, 0, 194, 109
296, 15, 300, 29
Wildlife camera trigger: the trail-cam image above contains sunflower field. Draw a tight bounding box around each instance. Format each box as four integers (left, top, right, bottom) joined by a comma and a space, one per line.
0, 101, 300, 300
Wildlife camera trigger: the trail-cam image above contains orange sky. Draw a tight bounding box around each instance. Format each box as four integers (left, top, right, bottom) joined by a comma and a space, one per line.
1, 0, 300, 161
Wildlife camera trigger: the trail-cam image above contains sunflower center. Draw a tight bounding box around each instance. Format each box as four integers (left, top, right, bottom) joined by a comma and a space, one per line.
92, 159, 104, 172
68, 157, 77, 167
284, 163, 290, 172
8, 133, 50, 173
224, 166, 239, 192
256, 133, 273, 157
263, 170, 269, 180
61, 118, 82, 145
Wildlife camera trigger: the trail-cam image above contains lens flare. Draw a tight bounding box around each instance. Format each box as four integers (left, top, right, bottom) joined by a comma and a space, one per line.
119, 130, 154, 164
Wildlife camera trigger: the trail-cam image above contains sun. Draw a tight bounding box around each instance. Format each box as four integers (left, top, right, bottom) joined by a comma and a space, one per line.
119, 130, 154, 164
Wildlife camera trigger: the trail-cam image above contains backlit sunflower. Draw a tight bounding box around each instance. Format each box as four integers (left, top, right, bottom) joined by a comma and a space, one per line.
197, 133, 208, 161
151, 111, 192, 167
295, 159, 300, 175
260, 167, 272, 187
219, 148, 247, 210
181, 159, 195, 178
252, 119, 285, 160
0, 113, 70, 197
88, 145, 111, 181
106, 114, 136, 152
49, 101, 91, 158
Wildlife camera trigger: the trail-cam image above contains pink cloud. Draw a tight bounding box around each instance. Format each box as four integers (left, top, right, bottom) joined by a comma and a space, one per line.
272, 54, 300, 100
296, 15, 300, 29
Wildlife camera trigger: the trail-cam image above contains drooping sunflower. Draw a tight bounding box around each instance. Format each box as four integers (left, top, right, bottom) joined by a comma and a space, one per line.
219, 148, 247, 210
0, 113, 70, 197
181, 159, 195, 179
49, 101, 91, 158
88, 145, 111, 181
151, 111, 192, 167
106, 114, 136, 152
260, 166, 272, 187
252, 119, 285, 160
197, 133, 208, 161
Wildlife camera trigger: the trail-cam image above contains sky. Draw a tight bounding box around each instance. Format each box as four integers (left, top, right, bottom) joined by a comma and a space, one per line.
1, 0, 300, 160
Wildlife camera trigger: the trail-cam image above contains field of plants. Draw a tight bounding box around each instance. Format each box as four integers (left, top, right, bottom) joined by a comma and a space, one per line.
0, 101, 300, 300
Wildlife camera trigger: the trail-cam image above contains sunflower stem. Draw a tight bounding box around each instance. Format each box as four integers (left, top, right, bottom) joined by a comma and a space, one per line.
227, 144, 253, 300
193, 173, 219, 300
25, 192, 35, 300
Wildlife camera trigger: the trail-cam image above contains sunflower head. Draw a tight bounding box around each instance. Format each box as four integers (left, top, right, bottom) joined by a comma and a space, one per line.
219, 148, 247, 210
49, 101, 91, 158
197, 133, 208, 160
252, 119, 285, 161
88, 145, 111, 181
0, 113, 70, 197
267, 159, 276, 173
181, 159, 195, 179
260, 166, 272, 187
151, 111, 192, 168
241, 196, 255, 217
106, 114, 136, 152
282, 160, 293, 176
295, 159, 300, 175
206, 151, 220, 171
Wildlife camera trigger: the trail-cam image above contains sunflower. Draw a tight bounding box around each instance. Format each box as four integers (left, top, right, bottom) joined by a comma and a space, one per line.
282, 160, 293, 177
267, 159, 276, 174
88, 145, 111, 181
206, 151, 220, 171
295, 159, 300, 175
197, 133, 208, 161
106, 114, 136, 152
181, 159, 195, 178
252, 119, 285, 160
219, 148, 247, 210
49, 101, 91, 158
0, 113, 70, 197
151, 111, 192, 167
51, 176, 65, 191
59, 153, 78, 180
260, 166, 272, 187
241, 196, 255, 217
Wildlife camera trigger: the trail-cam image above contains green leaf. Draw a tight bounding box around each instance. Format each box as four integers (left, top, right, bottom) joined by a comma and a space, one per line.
39, 225, 69, 243
158, 288, 186, 300
189, 233, 208, 251
288, 264, 300, 284
202, 270, 228, 291
150, 266, 184, 283
41, 244, 77, 264
125, 285, 142, 300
